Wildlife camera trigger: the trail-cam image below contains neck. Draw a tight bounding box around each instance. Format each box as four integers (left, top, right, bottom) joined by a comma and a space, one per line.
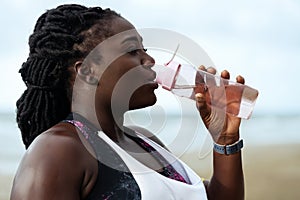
72, 104, 126, 142
71, 82, 128, 142
95, 109, 126, 142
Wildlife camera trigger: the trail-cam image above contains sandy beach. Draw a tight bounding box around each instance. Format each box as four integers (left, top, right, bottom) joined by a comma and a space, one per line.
243, 144, 300, 200
182, 143, 300, 200
1, 143, 300, 200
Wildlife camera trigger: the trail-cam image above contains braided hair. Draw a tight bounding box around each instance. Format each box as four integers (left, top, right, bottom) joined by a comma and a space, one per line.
16, 4, 121, 148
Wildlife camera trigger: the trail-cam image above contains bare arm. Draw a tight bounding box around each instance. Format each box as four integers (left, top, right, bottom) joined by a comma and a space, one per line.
10, 125, 97, 200
196, 68, 245, 200
205, 142, 244, 200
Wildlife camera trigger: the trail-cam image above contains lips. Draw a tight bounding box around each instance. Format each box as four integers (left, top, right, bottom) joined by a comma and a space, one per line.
147, 71, 157, 82
136, 67, 158, 88
140, 64, 156, 81
144, 71, 158, 89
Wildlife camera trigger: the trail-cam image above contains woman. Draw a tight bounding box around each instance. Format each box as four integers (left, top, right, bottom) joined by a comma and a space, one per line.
11, 4, 244, 200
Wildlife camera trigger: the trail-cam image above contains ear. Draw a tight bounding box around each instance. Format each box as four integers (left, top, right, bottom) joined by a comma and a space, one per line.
74, 61, 99, 85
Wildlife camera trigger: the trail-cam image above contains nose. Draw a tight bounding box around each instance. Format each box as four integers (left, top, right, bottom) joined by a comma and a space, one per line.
142, 52, 155, 68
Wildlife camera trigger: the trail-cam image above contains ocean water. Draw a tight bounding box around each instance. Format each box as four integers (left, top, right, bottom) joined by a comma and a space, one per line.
1, 111, 300, 175
0, 113, 24, 175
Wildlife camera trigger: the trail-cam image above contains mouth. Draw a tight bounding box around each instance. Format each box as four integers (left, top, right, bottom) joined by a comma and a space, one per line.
147, 71, 159, 88
138, 67, 158, 88
147, 70, 156, 82
144, 79, 158, 88
150, 81, 159, 89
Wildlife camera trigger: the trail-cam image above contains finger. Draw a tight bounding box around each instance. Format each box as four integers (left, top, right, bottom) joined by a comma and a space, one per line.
199, 66, 217, 87
220, 70, 230, 79
205, 70, 216, 87
198, 65, 217, 90
195, 92, 211, 120
206, 67, 217, 75
196, 65, 205, 83
198, 65, 206, 71
195, 93, 206, 107
236, 75, 245, 84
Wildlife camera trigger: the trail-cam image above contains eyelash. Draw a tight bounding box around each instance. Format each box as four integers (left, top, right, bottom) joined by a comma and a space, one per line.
128, 48, 147, 55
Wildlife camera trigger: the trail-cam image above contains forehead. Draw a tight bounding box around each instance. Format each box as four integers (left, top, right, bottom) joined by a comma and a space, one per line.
85, 18, 142, 64
101, 17, 142, 47
110, 17, 137, 36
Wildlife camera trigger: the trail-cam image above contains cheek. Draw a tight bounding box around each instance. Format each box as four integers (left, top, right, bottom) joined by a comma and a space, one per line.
97, 58, 152, 106
110, 74, 145, 98
100, 60, 139, 87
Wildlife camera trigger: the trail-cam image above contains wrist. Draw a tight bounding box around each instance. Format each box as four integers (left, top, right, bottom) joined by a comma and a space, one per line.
216, 133, 240, 145
213, 139, 243, 155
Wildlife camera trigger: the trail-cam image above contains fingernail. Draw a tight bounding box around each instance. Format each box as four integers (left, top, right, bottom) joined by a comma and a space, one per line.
195, 93, 205, 100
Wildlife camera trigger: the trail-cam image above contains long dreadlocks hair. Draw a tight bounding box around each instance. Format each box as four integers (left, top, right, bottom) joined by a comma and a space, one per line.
16, 4, 121, 149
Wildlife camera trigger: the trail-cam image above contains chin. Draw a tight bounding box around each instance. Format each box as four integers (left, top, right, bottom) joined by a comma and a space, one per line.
129, 93, 157, 110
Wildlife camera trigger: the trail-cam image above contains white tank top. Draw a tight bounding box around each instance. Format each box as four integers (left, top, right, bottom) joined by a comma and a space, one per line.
97, 131, 208, 200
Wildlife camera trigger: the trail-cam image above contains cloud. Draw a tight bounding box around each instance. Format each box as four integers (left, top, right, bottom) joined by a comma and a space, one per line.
1, 0, 300, 114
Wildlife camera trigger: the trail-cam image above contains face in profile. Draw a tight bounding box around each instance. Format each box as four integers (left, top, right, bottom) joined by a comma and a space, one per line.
79, 17, 158, 115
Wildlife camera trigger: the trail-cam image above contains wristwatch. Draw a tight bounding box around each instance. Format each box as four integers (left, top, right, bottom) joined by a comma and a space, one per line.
213, 139, 243, 155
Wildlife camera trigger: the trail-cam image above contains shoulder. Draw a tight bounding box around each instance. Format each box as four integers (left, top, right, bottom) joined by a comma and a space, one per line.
26, 123, 90, 167
11, 123, 97, 199
126, 125, 167, 149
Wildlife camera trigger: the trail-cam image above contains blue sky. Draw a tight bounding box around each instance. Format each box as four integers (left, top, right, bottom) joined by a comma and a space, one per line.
1, 0, 300, 114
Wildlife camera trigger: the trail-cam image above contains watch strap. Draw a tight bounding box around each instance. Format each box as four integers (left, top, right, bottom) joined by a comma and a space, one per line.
213, 139, 243, 155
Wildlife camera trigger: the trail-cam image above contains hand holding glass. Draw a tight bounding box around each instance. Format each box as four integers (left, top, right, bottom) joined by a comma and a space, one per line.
154, 61, 259, 119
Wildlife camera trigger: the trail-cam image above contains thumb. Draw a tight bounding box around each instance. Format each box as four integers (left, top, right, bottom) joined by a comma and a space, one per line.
195, 92, 224, 142
195, 93, 210, 120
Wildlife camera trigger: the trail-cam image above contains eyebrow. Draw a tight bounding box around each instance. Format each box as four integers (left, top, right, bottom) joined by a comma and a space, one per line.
121, 35, 143, 44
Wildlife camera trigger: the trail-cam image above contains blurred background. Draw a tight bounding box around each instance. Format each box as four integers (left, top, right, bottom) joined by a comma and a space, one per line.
1, 0, 300, 199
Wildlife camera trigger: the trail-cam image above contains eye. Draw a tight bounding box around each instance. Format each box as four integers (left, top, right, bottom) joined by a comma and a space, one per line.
127, 47, 147, 55
128, 48, 139, 55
